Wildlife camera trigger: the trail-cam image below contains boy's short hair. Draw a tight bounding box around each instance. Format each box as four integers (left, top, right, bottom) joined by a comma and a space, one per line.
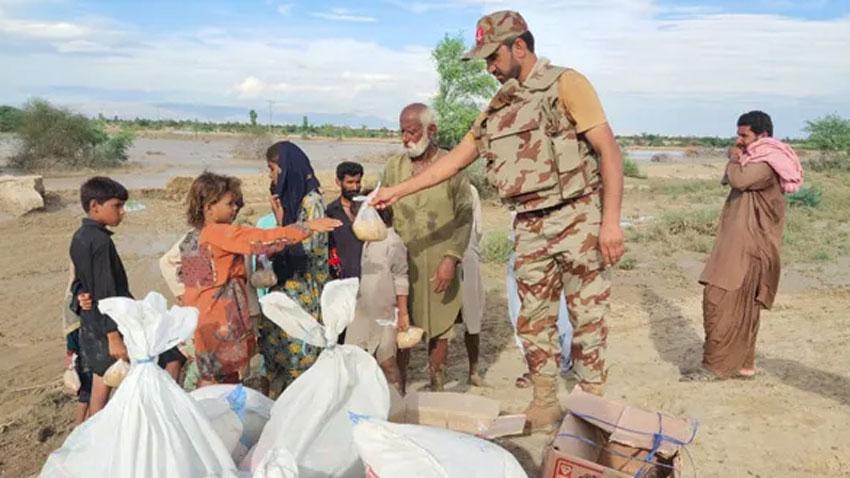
737, 110, 773, 137
80, 176, 128, 212
186, 171, 242, 229
336, 161, 364, 181
353, 189, 393, 227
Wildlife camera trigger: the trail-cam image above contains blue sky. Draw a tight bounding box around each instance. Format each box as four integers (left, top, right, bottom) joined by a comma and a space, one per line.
2, 0, 849, 136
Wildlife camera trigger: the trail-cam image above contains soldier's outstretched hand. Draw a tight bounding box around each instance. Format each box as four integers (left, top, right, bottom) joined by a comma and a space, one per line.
370, 185, 401, 210
599, 222, 625, 266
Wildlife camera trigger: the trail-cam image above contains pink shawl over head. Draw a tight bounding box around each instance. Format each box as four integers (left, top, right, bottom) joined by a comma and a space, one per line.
740, 137, 803, 193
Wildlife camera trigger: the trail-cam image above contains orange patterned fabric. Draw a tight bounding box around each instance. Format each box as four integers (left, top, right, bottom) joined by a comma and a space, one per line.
181, 223, 310, 381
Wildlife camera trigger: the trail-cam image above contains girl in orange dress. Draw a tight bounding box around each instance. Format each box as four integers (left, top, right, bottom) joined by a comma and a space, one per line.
180, 172, 340, 385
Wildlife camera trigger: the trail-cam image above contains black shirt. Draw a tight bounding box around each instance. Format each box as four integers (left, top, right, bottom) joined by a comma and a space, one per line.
326, 197, 363, 279
69, 218, 132, 335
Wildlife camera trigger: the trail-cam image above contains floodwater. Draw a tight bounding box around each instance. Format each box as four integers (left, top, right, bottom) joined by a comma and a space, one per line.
626, 148, 686, 161
0, 135, 402, 191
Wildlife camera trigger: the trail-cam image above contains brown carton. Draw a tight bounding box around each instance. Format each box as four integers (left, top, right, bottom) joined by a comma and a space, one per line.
541, 389, 696, 478
400, 391, 526, 439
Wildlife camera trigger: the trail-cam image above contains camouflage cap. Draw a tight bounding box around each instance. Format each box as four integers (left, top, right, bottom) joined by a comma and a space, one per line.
463, 10, 528, 60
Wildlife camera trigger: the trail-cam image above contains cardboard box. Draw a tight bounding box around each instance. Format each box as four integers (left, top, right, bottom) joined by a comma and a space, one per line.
399, 391, 526, 439
541, 389, 695, 478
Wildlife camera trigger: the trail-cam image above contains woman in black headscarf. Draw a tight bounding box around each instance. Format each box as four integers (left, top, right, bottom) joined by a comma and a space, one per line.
260, 141, 330, 396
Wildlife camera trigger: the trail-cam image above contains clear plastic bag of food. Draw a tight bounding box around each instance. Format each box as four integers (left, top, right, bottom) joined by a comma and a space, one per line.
250, 254, 278, 289
102, 359, 130, 387
396, 327, 424, 349
63, 354, 82, 395
352, 185, 388, 242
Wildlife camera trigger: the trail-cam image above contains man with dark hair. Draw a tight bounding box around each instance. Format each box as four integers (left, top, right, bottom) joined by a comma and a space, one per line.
737, 110, 773, 137
683, 111, 801, 382
374, 10, 623, 431
326, 161, 365, 279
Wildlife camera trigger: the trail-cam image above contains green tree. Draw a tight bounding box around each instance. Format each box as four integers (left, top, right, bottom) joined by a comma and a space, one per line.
302, 115, 309, 130
431, 33, 498, 148
249, 109, 258, 126
805, 114, 850, 152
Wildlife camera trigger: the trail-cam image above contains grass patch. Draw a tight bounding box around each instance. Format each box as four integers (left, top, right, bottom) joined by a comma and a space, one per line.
481, 231, 513, 263
618, 256, 637, 270
787, 185, 823, 208
631, 207, 719, 254
623, 157, 646, 179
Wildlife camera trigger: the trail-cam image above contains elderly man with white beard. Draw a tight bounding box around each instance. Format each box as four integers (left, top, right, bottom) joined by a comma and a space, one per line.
381, 103, 474, 391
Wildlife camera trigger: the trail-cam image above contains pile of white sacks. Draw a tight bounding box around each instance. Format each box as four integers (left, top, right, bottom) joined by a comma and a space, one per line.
39, 280, 527, 478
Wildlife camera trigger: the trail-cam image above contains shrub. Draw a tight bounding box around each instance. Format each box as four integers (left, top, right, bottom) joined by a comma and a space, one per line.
481, 232, 513, 264
804, 114, 850, 152
11, 98, 133, 170
231, 128, 274, 161
787, 185, 822, 208
0, 105, 23, 132
623, 157, 646, 179
804, 152, 850, 173
466, 159, 497, 199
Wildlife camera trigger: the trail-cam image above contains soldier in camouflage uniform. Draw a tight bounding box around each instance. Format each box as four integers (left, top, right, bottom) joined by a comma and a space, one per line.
374, 10, 625, 431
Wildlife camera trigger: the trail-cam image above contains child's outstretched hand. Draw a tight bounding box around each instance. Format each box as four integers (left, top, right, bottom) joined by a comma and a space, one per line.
306, 217, 342, 233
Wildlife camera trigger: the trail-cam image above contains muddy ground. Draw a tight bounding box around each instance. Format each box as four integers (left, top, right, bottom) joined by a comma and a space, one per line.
0, 137, 848, 477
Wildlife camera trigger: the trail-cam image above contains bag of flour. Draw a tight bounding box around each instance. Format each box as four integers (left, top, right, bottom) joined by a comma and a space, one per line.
251, 279, 391, 477
352, 186, 388, 242
40, 292, 238, 478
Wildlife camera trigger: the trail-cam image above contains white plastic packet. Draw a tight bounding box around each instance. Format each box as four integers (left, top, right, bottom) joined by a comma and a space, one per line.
40, 292, 238, 478
191, 384, 274, 466
62, 354, 81, 395
102, 359, 130, 387
350, 414, 527, 478
251, 279, 391, 477
352, 185, 388, 242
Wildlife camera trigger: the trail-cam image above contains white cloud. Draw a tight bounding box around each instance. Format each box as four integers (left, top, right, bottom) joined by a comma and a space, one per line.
276, 3, 293, 15
0, 17, 91, 39
310, 8, 377, 23
2, 0, 848, 135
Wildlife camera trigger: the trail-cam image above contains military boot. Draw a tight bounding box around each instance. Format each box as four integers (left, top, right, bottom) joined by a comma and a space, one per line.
524, 374, 563, 432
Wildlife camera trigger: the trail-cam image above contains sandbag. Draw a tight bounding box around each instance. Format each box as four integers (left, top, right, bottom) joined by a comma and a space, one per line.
191, 384, 274, 465
40, 292, 238, 478
251, 279, 391, 478
350, 414, 527, 478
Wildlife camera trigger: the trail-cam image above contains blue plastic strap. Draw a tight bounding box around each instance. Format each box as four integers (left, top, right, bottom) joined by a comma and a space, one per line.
226, 384, 247, 420
135, 356, 156, 364
566, 411, 699, 478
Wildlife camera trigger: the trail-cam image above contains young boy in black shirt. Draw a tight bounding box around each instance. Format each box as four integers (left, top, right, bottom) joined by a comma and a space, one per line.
70, 177, 185, 415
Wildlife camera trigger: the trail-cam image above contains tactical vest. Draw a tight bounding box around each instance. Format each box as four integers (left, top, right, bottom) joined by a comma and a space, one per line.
472, 60, 600, 213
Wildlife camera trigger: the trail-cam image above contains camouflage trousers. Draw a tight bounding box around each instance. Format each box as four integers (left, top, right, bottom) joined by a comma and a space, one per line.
513, 191, 610, 384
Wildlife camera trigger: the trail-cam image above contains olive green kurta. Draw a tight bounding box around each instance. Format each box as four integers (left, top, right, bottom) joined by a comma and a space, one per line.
382, 149, 473, 339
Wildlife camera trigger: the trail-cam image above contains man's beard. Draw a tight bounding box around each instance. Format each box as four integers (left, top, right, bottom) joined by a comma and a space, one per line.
495, 61, 521, 84
341, 188, 361, 200
404, 132, 431, 158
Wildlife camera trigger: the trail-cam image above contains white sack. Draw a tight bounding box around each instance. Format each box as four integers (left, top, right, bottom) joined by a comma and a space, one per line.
40, 292, 238, 478
192, 384, 274, 465
251, 279, 390, 478
351, 415, 527, 478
